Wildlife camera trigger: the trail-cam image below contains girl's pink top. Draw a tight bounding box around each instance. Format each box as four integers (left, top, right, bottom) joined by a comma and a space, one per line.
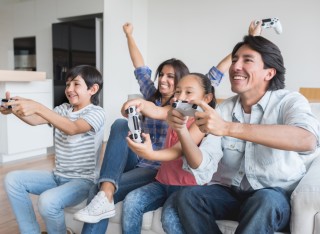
155, 118, 197, 186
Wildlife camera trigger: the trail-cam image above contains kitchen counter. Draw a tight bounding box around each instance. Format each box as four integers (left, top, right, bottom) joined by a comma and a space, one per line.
0, 70, 53, 163
0, 70, 45, 81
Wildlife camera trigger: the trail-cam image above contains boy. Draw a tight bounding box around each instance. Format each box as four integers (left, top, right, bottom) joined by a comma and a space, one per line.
1, 65, 106, 234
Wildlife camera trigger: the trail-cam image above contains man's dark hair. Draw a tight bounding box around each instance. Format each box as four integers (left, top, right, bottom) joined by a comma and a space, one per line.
66, 65, 103, 105
231, 35, 286, 90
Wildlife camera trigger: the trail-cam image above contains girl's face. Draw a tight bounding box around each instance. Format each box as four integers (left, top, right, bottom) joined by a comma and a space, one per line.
65, 75, 94, 111
174, 74, 212, 103
158, 65, 176, 98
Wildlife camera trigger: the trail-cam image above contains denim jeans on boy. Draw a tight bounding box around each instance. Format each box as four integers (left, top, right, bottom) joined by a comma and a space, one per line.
122, 182, 185, 234
4, 170, 93, 234
81, 119, 157, 234
166, 184, 291, 234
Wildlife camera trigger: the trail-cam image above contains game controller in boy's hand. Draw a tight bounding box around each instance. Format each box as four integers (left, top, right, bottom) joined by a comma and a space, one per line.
1, 99, 13, 109
255, 17, 282, 34
126, 105, 144, 143
172, 100, 203, 116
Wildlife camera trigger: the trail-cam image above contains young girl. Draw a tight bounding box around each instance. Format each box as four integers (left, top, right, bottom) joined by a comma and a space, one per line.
121, 72, 216, 234
2, 65, 105, 234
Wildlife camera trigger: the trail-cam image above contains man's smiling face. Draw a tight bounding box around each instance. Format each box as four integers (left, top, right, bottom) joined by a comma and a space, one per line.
229, 44, 271, 97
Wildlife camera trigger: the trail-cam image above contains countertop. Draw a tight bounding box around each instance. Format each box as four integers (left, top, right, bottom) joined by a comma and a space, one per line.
0, 70, 46, 81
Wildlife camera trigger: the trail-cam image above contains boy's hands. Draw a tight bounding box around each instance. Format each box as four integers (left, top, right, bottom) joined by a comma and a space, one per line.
0, 91, 13, 115
0, 105, 13, 114
10, 98, 42, 117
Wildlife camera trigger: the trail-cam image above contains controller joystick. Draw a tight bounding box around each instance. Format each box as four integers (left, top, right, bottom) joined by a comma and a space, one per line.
125, 106, 144, 143
255, 17, 282, 34
172, 100, 203, 116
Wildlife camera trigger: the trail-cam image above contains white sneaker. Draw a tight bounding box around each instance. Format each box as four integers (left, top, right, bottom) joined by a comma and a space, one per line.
73, 191, 116, 223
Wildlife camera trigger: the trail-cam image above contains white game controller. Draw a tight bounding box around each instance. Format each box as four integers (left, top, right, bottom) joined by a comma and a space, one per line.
1, 99, 13, 109
125, 106, 144, 143
172, 100, 203, 116
256, 17, 282, 34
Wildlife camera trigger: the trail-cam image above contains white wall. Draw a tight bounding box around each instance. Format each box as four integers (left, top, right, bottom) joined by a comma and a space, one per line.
0, 0, 103, 78
146, 0, 320, 99
103, 0, 148, 138
1, 0, 319, 141
103, 0, 320, 137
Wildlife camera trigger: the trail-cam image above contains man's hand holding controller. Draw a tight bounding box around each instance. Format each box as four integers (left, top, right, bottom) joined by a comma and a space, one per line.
254, 17, 282, 34
249, 20, 263, 36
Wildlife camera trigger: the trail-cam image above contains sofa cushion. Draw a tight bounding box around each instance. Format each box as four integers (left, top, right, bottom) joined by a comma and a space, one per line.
65, 200, 165, 234
65, 201, 288, 234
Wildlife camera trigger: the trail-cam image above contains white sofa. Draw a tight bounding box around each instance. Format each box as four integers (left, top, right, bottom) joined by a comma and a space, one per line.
65, 201, 277, 234
65, 103, 320, 234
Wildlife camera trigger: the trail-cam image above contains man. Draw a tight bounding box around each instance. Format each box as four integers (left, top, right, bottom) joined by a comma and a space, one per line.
163, 35, 320, 234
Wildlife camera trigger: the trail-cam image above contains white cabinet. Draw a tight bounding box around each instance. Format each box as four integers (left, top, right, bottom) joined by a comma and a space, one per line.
0, 79, 53, 163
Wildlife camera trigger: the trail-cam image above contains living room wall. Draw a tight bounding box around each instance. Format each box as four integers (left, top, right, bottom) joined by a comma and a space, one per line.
103, 0, 320, 137
0, 0, 319, 140
0, 0, 103, 78
146, 0, 320, 98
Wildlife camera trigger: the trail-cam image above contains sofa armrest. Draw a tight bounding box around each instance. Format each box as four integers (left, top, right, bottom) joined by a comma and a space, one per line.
290, 154, 320, 234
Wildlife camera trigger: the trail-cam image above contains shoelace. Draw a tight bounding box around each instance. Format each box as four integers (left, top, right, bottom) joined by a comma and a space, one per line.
88, 196, 106, 212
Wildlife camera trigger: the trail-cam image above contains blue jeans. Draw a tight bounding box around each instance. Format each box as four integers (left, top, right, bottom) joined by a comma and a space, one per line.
161, 190, 185, 234
4, 170, 93, 234
122, 182, 185, 234
166, 184, 291, 234
82, 119, 157, 234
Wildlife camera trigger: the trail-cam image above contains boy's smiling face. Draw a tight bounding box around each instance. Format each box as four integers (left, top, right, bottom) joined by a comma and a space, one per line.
65, 75, 95, 111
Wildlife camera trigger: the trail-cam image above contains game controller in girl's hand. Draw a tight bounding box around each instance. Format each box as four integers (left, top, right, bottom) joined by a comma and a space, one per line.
125, 105, 144, 143
255, 17, 282, 34
172, 100, 203, 116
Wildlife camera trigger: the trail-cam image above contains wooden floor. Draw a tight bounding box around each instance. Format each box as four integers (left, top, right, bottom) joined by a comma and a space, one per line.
0, 154, 55, 234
